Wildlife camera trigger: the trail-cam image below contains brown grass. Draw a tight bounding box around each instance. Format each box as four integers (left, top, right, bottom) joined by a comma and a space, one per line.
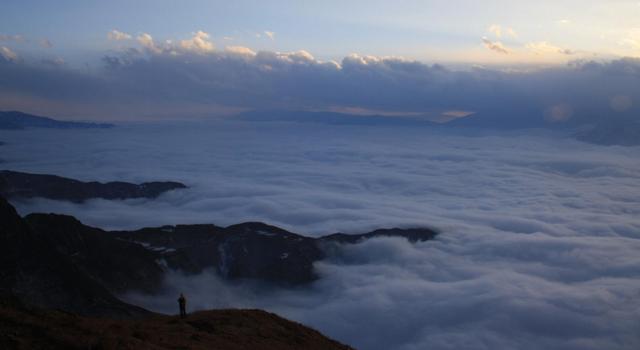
0, 302, 354, 350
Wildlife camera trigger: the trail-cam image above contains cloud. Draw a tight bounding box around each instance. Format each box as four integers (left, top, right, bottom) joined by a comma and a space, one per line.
178, 30, 214, 54
224, 46, 256, 56
107, 30, 132, 41
618, 29, 640, 50
0, 46, 18, 61
39, 39, 52, 49
41, 57, 65, 66
0, 34, 25, 43
0, 34, 639, 128
264, 31, 275, 40
482, 37, 510, 54
4, 122, 640, 350
609, 95, 633, 112
526, 41, 574, 55
136, 32, 160, 53
487, 24, 517, 39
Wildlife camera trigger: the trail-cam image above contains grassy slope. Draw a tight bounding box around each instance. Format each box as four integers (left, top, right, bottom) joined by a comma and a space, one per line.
0, 299, 353, 350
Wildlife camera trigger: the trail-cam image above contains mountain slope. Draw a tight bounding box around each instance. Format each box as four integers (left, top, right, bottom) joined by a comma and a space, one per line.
0, 297, 353, 350
0, 196, 150, 318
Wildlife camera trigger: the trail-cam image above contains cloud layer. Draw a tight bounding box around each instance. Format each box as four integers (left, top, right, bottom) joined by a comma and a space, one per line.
2, 122, 640, 349
0, 32, 639, 127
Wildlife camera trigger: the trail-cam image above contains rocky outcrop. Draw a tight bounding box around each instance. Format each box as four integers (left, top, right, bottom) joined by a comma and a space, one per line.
0, 170, 187, 202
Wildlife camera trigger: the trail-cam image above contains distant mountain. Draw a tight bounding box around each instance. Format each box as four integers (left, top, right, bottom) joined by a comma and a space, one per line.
0, 111, 113, 130
0, 298, 353, 350
1, 195, 437, 316
0, 170, 187, 202
237, 110, 439, 126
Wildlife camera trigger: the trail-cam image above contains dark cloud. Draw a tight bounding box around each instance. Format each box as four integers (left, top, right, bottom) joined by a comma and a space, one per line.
482, 37, 511, 54
0, 47, 639, 127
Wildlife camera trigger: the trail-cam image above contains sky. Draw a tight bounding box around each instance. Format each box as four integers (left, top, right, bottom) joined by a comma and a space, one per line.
2, 0, 640, 63
0, 1, 639, 123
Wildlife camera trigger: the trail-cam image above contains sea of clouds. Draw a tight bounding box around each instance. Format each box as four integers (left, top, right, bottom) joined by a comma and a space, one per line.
1, 121, 639, 349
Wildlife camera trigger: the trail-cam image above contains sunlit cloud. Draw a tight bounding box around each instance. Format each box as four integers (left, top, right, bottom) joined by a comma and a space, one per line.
179, 30, 215, 54
0, 46, 18, 61
526, 41, 574, 55
618, 28, 640, 52
107, 29, 132, 41
225, 45, 256, 56
137, 33, 159, 52
488, 24, 517, 39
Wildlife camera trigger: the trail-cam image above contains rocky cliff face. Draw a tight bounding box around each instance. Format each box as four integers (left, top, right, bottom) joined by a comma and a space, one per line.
0, 170, 187, 202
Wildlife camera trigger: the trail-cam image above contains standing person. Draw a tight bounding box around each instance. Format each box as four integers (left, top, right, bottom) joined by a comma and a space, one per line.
178, 293, 187, 318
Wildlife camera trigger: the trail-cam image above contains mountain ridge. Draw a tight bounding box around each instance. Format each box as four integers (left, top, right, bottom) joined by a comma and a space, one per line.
0, 170, 187, 202
1, 195, 438, 318
0, 111, 113, 130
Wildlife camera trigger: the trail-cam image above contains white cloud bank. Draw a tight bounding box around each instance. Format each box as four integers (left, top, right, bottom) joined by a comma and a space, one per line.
2, 122, 640, 350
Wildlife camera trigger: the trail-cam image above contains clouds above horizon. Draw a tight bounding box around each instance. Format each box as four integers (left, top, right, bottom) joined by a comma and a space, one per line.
0, 30, 639, 126
107, 29, 132, 41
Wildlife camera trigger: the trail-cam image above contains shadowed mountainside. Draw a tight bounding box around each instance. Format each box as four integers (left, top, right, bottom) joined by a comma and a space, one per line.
26, 215, 437, 288
0, 196, 150, 318
1, 195, 437, 318
0, 170, 187, 202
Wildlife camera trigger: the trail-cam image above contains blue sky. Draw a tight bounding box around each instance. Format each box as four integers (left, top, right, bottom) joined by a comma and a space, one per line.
2, 0, 640, 64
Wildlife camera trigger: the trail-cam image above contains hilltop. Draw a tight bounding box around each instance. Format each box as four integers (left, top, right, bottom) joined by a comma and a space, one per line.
0, 297, 353, 350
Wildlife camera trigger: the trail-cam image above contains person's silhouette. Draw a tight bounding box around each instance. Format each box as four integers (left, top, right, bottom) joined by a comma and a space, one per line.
178, 293, 187, 318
